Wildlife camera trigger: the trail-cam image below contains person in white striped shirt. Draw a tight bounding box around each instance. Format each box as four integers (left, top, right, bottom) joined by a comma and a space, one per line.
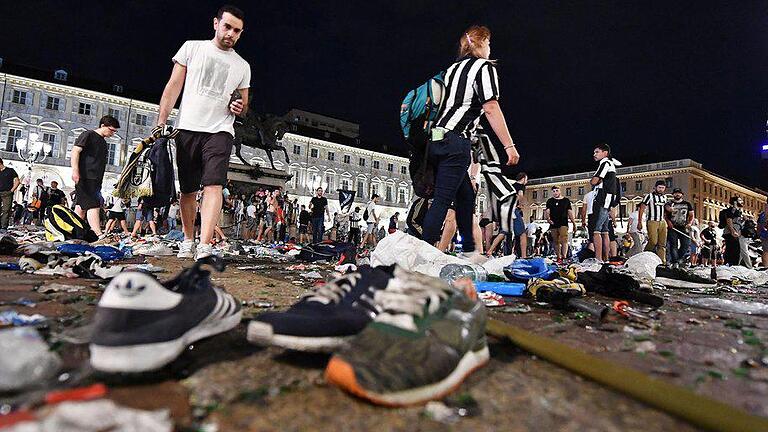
420, 25, 520, 263
638, 180, 668, 263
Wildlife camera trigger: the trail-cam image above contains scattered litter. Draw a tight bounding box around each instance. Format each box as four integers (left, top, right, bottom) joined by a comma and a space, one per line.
53, 323, 94, 344
334, 264, 357, 273
0, 298, 36, 307
482, 254, 517, 277
624, 252, 662, 280
498, 304, 532, 314
39, 283, 86, 294
126, 264, 166, 273
424, 401, 459, 424
299, 271, 323, 279
0, 262, 21, 271
236, 265, 268, 271
371, 230, 466, 276
0, 310, 47, 326
475, 281, 526, 296
45, 383, 108, 404
3, 399, 173, 432
635, 341, 657, 353
241, 301, 274, 308
0, 328, 61, 391
478, 291, 505, 307
286, 264, 307, 271
681, 298, 768, 316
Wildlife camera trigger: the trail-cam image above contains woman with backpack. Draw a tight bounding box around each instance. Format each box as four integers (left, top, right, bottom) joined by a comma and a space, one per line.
420, 25, 520, 263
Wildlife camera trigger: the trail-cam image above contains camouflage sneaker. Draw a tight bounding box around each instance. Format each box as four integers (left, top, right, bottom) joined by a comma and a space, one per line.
324, 267, 489, 406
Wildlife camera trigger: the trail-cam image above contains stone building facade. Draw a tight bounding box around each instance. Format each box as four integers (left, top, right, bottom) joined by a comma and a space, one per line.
524, 159, 766, 227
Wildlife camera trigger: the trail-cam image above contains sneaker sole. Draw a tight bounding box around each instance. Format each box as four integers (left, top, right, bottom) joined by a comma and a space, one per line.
177, 252, 195, 259
325, 345, 490, 406
247, 320, 353, 353
89, 310, 242, 373
655, 276, 717, 289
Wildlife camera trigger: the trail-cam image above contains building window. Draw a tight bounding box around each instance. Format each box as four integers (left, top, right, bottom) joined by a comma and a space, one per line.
359, 157, 366, 167
108, 108, 121, 119
328, 151, 335, 161
41, 132, 58, 157
543, 190, 548, 199
357, 180, 366, 199
54, 70, 68, 81
565, 187, 572, 197
373, 160, 380, 169
46, 96, 60, 111
12, 90, 27, 105
310, 148, 319, 158
398, 188, 407, 203
578, 186, 585, 196
78, 102, 92, 115
343, 154, 351, 164
341, 179, 350, 190
665, 177, 673, 188
107, 141, 119, 165
135, 113, 148, 126
386, 185, 393, 202
532, 191, 538, 200
620, 182, 627, 193
292, 144, 301, 155
325, 174, 334, 192
692, 178, 698, 189
112, 84, 124, 93
635, 181, 643, 192
371, 184, 379, 197
387, 163, 394, 172
401, 166, 407, 175
4, 128, 22, 152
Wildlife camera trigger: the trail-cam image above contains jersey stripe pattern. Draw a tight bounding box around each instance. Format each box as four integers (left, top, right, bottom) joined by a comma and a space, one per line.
641, 193, 668, 221
436, 57, 499, 138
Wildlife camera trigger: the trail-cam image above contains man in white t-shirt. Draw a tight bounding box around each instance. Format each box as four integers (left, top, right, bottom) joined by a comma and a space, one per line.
245, 200, 257, 240
626, 209, 643, 257
525, 216, 539, 256
360, 195, 380, 249
157, 6, 251, 260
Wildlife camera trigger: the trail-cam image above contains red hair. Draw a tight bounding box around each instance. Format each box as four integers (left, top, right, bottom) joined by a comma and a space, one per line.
458, 25, 491, 59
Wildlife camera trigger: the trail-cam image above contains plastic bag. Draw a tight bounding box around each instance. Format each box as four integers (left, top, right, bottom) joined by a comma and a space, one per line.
681, 298, 768, 316
371, 231, 466, 277
0, 328, 61, 391
625, 252, 663, 280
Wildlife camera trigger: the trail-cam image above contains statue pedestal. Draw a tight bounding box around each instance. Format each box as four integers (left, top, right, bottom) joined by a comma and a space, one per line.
227, 162, 293, 191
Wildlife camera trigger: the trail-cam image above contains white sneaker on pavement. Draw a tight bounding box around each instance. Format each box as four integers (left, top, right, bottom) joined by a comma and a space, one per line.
194, 243, 216, 261
177, 239, 196, 259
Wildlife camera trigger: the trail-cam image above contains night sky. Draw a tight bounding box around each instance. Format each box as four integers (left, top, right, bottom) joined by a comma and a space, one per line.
1, 1, 766, 187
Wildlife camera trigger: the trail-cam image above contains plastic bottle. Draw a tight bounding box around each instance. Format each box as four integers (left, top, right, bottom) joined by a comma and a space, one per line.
0, 328, 61, 391
439, 263, 488, 283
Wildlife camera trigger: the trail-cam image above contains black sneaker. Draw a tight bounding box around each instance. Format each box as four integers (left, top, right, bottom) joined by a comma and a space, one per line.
89, 256, 242, 372
655, 265, 717, 289
247, 265, 394, 352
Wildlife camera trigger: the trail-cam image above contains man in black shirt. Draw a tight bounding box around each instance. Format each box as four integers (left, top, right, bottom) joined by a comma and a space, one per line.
723, 196, 744, 266
665, 188, 694, 266
545, 185, 576, 263
699, 221, 718, 266
309, 187, 330, 243
46, 181, 67, 217
298, 205, 311, 244
71, 115, 120, 237
0, 159, 19, 229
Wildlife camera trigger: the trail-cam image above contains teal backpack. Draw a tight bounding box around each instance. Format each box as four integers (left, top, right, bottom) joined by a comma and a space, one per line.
400, 72, 446, 198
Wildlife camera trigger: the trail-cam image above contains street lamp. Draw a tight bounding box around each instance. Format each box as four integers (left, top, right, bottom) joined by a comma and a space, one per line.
15, 132, 53, 202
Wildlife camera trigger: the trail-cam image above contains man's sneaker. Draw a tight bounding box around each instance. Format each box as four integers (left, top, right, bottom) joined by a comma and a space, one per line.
655, 265, 718, 289
247, 265, 394, 352
195, 243, 217, 261
89, 256, 241, 372
177, 239, 196, 259
325, 267, 489, 406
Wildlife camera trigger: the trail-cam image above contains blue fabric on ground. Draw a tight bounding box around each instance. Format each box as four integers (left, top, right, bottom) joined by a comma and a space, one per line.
475, 281, 526, 296
165, 230, 185, 241
56, 244, 124, 261
503, 257, 556, 282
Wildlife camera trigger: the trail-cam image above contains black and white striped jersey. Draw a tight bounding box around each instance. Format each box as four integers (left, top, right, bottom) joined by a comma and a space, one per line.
641, 192, 668, 221
592, 157, 620, 210
436, 56, 499, 139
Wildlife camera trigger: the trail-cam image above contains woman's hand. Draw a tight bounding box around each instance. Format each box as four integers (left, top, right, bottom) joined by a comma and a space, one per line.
505, 146, 520, 165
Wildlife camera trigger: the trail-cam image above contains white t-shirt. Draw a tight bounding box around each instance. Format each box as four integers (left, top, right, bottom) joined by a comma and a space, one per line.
246, 204, 257, 218
110, 199, 124, 212
365, 202, 377, 223
627, 210, 639, 234
172, 40, 251, 137
584, 190, 597, 216
526, 222, 539, 237
168, 203, 180, 219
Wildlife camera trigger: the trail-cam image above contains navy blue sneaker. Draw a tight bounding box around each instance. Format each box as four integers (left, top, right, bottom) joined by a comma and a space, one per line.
89, 256, 242, 372
247, 265, 394, 352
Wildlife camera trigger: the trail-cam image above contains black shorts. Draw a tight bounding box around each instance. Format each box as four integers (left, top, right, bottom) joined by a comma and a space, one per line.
75, 179, 102, 211
479, 218, 492, 228
175, 130, 234, 193
299, 224, 308, 234
108, 210, 125, 221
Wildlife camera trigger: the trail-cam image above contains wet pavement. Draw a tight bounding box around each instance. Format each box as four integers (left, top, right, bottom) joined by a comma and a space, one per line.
1, 253, 766, 431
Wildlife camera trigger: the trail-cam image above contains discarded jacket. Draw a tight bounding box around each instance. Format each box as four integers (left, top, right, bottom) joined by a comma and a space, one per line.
577, 265, 664, 307
298, 241, 357, 265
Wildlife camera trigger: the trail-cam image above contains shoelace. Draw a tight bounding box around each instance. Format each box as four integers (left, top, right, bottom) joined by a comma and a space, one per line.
373, 268, 453, 331
163, 255, 225, 293
304, 272, 362, 305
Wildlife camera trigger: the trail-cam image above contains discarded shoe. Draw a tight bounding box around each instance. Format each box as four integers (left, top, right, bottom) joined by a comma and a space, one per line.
325, 267, 489, 406
655, 266, 717, 289
89, 256, 241, 372
248, 265, 394, 352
